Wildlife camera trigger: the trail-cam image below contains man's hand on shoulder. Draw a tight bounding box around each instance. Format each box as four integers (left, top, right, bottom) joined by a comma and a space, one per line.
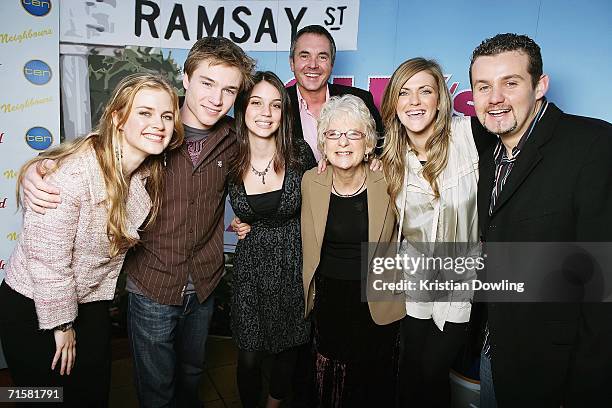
22, 159, 61, 214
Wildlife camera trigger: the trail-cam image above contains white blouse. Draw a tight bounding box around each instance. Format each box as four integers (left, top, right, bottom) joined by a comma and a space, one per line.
397, 116, 481, 331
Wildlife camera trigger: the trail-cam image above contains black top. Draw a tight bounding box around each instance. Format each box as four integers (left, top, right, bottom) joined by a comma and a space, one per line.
318, 190, 368, 280
246, 189, 282, 217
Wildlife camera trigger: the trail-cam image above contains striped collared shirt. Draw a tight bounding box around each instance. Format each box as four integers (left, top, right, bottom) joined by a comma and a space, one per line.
483, 100, 548, 356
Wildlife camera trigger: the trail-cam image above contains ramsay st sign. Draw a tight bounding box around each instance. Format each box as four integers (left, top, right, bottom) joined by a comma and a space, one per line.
60, 0, 360, 51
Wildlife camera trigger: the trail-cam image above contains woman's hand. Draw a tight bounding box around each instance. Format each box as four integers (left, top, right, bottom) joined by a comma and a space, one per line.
22, 159, 61, 214
52, 328, 76, 375
369, 158, 383, 172
231, 217, 251, 240
317, 158, 328, 174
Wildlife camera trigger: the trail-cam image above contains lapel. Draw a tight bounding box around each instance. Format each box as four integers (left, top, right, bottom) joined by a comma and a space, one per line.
125, 170, 153, 234
490, 103, 561, 216
405, 149, 436, 197
194, 117, 232, 169
477, 143, 495, 231
366, 168, 389, 264
287, 85, 304, 141
310, 168, 332, 247
328, 83, 340, 97
85, 147, 109, 206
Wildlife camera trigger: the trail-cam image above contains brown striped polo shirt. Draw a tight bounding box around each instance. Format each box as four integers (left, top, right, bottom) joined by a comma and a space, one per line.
122, 116, 236, 305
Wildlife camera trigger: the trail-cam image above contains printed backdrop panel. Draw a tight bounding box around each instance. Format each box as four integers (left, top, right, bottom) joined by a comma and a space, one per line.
0, 0, 60, 368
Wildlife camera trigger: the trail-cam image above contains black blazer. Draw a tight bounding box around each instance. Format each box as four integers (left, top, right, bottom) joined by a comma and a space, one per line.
476, 103, 612, 406
287, 83, 383, 154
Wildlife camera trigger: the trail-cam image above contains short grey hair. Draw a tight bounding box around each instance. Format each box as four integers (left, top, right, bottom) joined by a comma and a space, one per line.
317, 94, 377, 155
289, 25, 336, 65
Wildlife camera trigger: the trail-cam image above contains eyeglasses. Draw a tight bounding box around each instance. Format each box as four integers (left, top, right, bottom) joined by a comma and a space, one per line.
323, 130, 366, 140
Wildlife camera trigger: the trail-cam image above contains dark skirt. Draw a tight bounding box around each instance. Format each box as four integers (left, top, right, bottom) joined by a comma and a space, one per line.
312, 273, 399, 407
0, 281, 111, 407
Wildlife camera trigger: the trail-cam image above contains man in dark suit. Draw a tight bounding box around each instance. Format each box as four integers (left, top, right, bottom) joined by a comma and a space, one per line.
286, 25, 383, 160
471, 33, 612, 406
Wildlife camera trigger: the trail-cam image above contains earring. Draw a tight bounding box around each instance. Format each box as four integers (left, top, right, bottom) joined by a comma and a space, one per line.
364, 152, 370, 162
163, 151, 167, 167
114, 140, 123, 174
114, 144, 123, 162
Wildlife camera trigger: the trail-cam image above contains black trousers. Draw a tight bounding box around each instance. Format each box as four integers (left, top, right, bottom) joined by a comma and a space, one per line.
398, 315, 468, 408
0, 281, 111, 407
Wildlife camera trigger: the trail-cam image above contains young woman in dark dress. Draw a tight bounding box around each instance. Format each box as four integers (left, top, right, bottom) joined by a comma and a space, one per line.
227, 71, 316, 408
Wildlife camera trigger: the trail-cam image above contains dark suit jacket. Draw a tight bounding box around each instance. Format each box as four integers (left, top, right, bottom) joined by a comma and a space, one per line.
287, 83, 384, 155
476, 103, 612, 406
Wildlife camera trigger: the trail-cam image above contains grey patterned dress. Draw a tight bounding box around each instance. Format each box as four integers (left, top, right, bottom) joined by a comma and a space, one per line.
228, 139, 316, 353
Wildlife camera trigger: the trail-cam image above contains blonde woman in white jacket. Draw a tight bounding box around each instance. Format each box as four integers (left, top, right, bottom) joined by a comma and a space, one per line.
380, 58, 492, 408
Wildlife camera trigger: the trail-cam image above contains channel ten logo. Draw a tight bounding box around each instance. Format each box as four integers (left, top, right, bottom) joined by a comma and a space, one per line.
21, 0, 52, 17
24, 60, 52, 85
25, 126, 53, 150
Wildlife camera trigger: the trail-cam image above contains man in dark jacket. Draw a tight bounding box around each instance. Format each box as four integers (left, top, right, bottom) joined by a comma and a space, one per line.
286, 25, 383, 160
471, 33, 612, 407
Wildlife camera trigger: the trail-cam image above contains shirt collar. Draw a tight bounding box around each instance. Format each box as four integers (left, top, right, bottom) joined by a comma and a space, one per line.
296, 84, 330, 111
494, 99, 549, 165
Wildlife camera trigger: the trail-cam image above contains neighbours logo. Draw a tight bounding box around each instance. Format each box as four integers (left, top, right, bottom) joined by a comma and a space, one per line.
0, 132, 4, 143
0, 197, 6, 209
3, 169, 17, 179
25, 126, 53, 150
24, 60, 51, 85
0, 259, 6, 270
21, 0, 51, 17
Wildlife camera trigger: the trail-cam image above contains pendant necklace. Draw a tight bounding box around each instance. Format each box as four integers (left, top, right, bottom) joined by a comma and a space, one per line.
251, 155, 275, 184
332, 172, 367, 197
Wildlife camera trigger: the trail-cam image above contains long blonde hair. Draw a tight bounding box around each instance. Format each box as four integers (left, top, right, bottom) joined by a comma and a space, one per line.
380, 58, 452, 213
17, 74, 184, 256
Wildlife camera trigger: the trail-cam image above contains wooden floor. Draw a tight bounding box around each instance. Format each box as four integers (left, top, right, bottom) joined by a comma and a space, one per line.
0, 336, 243, 407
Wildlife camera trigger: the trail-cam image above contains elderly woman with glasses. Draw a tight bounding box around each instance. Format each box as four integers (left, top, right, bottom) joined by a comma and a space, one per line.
301, 94, 405, 406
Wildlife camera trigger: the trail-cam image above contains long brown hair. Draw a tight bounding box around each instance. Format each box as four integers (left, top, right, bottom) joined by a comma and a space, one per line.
380, 58, 452, 212
229, 71, 297, 182
17, 74, 184, 256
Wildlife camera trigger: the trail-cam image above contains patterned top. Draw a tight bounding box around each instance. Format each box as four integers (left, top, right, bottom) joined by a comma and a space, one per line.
6, 144, 151, 329
228, 138, 316, 352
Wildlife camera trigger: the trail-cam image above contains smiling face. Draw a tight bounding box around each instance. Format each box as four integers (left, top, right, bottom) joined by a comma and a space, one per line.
181, 61, 243, 129
118, 88, 175, 162
324, 114, 370, 171
289, 33, 333, 94
245, 80, 282, 140
471, 50, 548, 139
396, 70, 439, 140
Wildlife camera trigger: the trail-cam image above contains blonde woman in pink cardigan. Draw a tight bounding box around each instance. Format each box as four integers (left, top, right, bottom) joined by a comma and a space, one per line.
0, 74, 183, 406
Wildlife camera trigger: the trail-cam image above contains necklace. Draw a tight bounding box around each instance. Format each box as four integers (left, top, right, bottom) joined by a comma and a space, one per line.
251, 155, 274, 184
332, 173, 367, 197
